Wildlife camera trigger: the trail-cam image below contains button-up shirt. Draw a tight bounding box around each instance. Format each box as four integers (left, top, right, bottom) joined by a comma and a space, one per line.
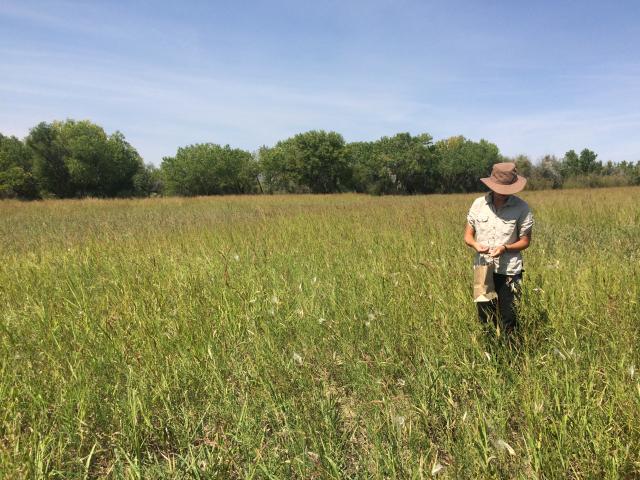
467, 193, 534, 275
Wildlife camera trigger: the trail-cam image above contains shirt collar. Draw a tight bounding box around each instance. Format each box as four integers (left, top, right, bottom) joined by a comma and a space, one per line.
485, 192, 516, 207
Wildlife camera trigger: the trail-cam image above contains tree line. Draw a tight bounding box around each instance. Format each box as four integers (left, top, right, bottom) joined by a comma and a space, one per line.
1, 119, 639, 199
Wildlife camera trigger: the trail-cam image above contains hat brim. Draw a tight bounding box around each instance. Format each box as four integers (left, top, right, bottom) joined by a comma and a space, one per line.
480, 175, 527, 195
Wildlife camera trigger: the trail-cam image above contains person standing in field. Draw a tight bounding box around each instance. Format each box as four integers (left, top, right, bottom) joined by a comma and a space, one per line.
464, 162, 534, 333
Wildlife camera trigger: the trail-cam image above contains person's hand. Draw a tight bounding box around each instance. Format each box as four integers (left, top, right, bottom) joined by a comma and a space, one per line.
474, 242, 490, 254
489, 245, 507, 257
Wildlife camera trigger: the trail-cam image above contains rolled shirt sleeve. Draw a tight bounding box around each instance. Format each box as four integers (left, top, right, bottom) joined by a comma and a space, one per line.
467, 199, 480, 229
518, 208, 534, 237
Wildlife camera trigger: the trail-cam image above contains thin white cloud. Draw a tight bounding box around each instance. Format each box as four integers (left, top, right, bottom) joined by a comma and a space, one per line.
0, 47, 425, 162
2, 1, 639, 164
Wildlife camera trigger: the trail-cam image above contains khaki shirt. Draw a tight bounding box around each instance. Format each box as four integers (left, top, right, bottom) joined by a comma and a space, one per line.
467, 193, 534, 275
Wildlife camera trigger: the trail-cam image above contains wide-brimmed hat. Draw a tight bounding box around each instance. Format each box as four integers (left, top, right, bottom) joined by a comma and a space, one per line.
480, 162, 527, 195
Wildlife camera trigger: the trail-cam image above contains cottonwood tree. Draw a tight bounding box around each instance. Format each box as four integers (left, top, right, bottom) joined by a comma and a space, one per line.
161, 143, 258, 196
0, 134, 39, 199
260, 130, 349, 193
26, 120, 143, 197
434, 136, 500, 193
347, 133, 438, 195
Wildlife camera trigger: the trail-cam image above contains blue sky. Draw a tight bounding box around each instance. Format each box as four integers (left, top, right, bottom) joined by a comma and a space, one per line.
1, 0, 639, 164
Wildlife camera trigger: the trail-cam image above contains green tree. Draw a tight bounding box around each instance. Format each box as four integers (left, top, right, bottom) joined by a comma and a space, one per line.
132, 163, 163, 196
560, 149, 580, 178
560, 148, 602, 179
434, 136, 500, 193
103, 131, 147, 196
615, 160, 640, 185
260, 131, 348, 193
0, 134, 39, 199
578, 148, 601, 174
161, 143, 258, 196
345, 140, 378, 193
27, 122, 72, 197
345, 133, 438, 195
27, 120, 144, 197
259, 143, 305, 193
374, 133, 438, 194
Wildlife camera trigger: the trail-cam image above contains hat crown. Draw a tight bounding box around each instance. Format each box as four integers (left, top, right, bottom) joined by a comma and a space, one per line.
490, 162, 518, 185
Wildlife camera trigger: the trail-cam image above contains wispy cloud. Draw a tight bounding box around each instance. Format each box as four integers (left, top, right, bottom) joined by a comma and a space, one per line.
2, 0, 639, 163
0, 47, 423, 161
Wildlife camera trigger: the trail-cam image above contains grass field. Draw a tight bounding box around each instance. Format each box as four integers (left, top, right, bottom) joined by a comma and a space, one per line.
1, 188, 639, 478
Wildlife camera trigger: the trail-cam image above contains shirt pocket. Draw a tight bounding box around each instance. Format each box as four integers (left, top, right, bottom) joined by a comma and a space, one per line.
477, 214, 489, 223
499, 218, 517, 238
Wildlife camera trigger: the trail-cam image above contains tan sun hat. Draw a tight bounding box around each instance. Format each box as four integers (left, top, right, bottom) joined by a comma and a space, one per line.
480, 162, 527, 195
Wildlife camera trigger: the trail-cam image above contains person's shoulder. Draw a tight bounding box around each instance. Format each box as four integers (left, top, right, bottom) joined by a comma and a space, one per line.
471, 194, 488, 208
511, 195, 531, 212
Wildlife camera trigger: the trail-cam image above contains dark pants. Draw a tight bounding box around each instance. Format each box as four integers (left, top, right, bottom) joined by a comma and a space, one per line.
477, 272, 522, 333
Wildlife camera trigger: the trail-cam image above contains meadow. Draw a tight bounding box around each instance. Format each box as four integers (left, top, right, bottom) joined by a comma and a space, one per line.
1, 187, 639, 479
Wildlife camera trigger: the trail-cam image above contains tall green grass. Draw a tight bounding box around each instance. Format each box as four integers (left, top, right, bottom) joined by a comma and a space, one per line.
1, 188, 639, 478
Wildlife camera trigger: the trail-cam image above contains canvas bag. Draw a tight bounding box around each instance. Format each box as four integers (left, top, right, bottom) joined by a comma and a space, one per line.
473, 255, 497, 302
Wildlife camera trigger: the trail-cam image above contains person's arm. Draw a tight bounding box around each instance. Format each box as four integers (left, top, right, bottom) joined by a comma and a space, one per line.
488, 234, 531, 257
464, 223, 490, 253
